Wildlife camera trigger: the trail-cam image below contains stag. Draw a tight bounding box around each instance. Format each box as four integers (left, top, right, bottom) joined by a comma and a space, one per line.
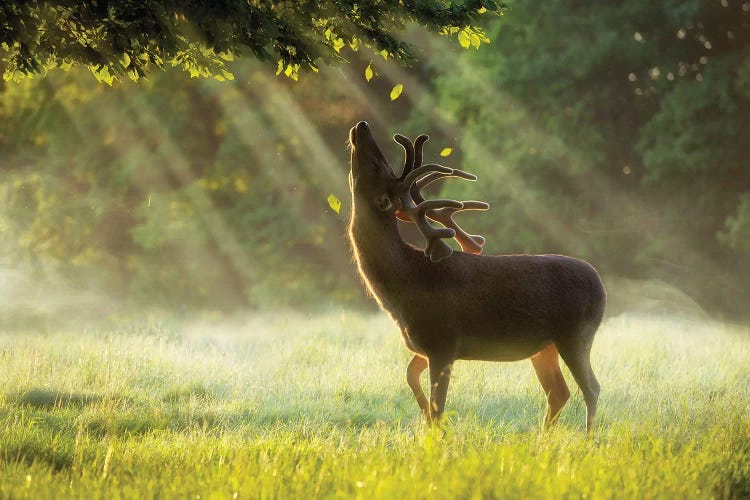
347, 121, 606, 431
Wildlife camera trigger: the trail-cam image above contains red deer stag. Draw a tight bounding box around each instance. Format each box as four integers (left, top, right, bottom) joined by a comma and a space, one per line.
347, 121, 606, 431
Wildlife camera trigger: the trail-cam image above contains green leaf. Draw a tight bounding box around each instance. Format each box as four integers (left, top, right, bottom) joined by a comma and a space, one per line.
327, 194, 342, 214
365, 63, 374, 82
390, 83, 403, 101
439, 148, 453, 157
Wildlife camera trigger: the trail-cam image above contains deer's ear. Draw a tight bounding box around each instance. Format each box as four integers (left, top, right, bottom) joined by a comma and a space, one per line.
375, 194, 393, 211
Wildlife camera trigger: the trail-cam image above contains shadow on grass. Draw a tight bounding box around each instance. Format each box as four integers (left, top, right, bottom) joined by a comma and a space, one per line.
5, 386, 547, 431
12, 389, 104, 408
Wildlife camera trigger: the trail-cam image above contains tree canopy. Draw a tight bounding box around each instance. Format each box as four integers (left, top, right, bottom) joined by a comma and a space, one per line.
0, 0, 503, 83
415, 0, 750, 317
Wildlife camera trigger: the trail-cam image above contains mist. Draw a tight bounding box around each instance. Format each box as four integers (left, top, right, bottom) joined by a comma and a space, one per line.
1, 2, 749, 496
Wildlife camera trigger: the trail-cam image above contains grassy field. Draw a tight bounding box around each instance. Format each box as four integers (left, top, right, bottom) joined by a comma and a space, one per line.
0, 311, 748, 499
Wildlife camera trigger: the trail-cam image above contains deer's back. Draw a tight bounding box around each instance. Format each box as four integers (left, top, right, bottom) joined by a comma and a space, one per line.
390, 251, 606, 361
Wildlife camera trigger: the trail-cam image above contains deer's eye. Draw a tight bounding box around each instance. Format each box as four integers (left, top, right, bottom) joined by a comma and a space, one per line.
375, 194, 392, 211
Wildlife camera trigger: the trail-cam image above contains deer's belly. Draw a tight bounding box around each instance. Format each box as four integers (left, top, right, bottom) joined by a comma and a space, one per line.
455, 335, 550, 362
400, 328, 428, 356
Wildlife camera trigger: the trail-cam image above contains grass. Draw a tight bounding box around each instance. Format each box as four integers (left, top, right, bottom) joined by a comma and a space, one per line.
0, 311, 748, 498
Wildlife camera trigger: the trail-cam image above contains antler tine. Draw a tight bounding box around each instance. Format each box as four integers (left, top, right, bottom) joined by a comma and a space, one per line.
397, 164, 453, 193
413, 134, 429, 170
412, 167, 477, 203
408, 134, 430, 200
425, 201, 490, 254
393, 134, 414, 180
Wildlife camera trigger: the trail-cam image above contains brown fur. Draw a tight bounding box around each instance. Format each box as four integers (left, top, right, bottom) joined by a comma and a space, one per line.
348, 122, 606, 431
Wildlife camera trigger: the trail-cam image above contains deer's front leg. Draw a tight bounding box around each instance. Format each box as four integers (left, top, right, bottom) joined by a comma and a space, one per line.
406, 354, 429, 417
428, 355, 454, 423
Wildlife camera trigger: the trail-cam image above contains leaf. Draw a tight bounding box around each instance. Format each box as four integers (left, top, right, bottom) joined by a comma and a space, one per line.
327, 194, 342, 214
90, 65, 114, 85
365, 63, 374, 81
470, 33, 481, 49
390, 83, 403, 101
120, 52, 131, 68
440, 148, 453, 157
458, 30, 471, 49
333, 37, 345, 53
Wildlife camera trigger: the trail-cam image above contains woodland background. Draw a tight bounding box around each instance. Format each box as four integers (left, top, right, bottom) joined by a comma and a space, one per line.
1, 0, 749, 319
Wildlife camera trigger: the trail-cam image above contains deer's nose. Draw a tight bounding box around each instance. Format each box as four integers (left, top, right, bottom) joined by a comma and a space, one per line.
351, 121, 371, 147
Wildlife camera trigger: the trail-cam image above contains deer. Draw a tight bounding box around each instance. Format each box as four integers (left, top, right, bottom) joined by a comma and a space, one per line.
347, 121, 607, 432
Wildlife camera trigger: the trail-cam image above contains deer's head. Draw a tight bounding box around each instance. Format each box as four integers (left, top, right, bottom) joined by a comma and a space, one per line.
349, 121, 489, 262
348, 121, 397, 214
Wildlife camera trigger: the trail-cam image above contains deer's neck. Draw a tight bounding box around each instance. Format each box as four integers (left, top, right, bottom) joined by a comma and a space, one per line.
348, 201, 414, 310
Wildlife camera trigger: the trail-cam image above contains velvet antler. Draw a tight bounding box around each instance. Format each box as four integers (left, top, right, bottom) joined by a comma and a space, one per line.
393, 134, 489, 261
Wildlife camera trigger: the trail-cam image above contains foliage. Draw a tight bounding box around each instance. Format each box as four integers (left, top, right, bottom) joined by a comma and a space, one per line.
0, 64, 361, 309
413, 0, 750, 317
0, 313, 748, 497
0, 0, 503, 83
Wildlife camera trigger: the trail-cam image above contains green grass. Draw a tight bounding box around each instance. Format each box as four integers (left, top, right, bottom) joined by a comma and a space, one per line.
1, 311, 748, 498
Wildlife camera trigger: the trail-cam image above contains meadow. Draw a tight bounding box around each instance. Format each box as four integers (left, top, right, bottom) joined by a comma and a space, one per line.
0, 311, 748, 499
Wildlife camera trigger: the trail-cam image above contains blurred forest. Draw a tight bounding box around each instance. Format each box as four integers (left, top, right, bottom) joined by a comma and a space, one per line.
1, 0, 749, 319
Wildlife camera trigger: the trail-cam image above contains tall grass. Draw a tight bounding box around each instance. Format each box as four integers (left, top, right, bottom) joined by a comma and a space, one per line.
0, 312, 748, 498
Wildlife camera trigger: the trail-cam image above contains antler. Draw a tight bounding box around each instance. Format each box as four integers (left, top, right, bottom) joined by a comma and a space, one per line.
393, 134, 490, 262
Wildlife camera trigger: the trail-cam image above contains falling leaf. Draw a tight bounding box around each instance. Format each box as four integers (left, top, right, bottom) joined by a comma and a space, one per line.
440, 148, 453, 157
365, 63, 374, 82
147, 194, 152, 207
390, 83, 403, 101
327, 194, 342, 214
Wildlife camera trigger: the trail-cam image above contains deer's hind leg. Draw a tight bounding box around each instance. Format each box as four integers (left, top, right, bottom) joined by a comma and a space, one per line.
530, 343, 570, 429
557, 332, 601, 433
406, 354, 429, 417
